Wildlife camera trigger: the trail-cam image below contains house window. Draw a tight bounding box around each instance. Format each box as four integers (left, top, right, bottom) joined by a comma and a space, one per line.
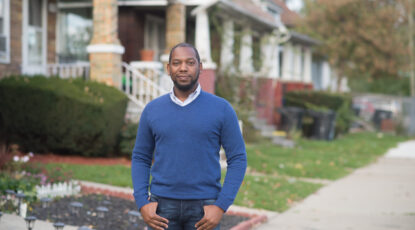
57, 7, 92, 63
144, 15, 165, 62
265, 1, 282, 23
0, 0, 10, 63
27, 0, 44, 66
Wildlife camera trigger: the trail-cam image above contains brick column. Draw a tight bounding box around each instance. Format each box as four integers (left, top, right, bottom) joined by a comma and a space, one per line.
165, 0, 186, 54
47, 0, 57, 64
87, 0, 124, 88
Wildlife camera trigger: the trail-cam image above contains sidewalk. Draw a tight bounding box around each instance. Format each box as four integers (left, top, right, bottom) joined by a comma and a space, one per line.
0, 213, 79, 230
255, 140, 415, 230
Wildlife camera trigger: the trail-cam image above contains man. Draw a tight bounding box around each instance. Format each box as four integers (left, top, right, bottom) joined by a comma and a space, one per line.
131, 43, 247, 230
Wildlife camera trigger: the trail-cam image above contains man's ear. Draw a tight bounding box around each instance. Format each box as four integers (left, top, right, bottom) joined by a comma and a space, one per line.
167, 63, 171, 75
199, 62, 203, 72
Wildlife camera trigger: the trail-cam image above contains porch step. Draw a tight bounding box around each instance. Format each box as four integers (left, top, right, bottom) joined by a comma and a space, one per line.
248, 115, 295, 148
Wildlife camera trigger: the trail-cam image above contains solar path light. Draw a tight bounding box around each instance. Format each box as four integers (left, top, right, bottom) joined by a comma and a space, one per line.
53, 222, 65, 230
5, 190, 15, 210
96, 206, 108, 218
16, 192, 26, 215
5, 189, 15, 200
69, 201, 83, 215
128, 210, 142, 224
40, 197, 52, 209
24, 216, 36, 230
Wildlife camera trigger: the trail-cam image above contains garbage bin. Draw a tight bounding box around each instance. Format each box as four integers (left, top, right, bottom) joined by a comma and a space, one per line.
307, 109, 337, 141
372, 109, 392, 130
278, 107, 305, 132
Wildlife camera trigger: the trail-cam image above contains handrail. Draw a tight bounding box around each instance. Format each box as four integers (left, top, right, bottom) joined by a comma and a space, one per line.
121, 62, 168, 111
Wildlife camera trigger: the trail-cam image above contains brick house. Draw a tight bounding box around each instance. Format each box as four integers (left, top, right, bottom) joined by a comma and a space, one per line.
0, 0, 341, 126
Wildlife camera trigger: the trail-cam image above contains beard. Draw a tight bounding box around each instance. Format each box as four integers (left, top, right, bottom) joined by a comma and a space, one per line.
173, 74, 199, 92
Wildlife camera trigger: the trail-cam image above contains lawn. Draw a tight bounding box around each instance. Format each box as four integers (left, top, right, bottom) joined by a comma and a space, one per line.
41, 132, 407, 212
246, 132, 408, 180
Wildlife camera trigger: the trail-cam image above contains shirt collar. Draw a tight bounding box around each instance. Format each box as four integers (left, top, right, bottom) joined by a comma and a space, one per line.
169, 84, 201, 107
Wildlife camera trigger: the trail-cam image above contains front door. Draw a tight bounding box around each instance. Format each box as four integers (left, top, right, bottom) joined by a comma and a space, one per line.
22, 0, 47, 75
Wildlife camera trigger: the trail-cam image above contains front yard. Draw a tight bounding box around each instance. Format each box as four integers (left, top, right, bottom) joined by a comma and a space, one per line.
39, 132, 407, 212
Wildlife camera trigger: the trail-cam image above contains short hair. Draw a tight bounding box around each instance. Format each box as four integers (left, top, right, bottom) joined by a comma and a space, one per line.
169, 43, 201, 64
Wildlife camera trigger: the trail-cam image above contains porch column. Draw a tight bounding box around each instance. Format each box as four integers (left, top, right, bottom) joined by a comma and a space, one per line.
260, 34, 279, 78
282, 42, 292, 81
220, 19, 234, 73
322, 61, 331, 90
87, 0, 124, 88
303, 47, 312, 83
294, 45, 302, 81
194, 8, 217, 94
165, 0, 186, 55
239, 27, 253, 75
195, 9, 215, 68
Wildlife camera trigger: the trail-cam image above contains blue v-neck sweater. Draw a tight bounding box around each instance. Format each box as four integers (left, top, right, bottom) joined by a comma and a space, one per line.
131, 91, 247, 212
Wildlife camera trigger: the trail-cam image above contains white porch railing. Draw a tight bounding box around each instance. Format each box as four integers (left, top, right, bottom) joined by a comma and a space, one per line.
121, 62, 168, 111
45, 62, 169, 115
47, 62, 90, 79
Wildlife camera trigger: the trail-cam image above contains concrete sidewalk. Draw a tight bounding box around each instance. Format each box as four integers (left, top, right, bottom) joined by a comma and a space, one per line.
256, 140, 415, 230
0, 213, 79, 230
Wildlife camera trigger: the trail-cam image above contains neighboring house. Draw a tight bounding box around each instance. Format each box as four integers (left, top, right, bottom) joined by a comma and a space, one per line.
0, 0, 340, 127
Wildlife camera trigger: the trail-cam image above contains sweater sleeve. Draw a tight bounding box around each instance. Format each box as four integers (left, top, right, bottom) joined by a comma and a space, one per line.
214, 102, 247, 212
131, 107, 155, 211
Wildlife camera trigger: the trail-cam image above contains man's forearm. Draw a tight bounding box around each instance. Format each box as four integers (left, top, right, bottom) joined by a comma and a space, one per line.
214, 153, 247, 211
131, 153, 152, 210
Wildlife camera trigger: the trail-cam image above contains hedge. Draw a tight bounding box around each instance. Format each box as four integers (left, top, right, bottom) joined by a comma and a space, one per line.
0, 76, 128, 156
284, 90, 354, 134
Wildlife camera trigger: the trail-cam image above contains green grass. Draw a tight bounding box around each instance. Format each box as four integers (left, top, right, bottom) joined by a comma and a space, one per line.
246, 132, 408, 180
40, 132, 408, 212
42, 164, 133, 187
233, 174, 322, 212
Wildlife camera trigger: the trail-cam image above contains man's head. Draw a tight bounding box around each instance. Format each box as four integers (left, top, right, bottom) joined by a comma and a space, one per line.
167, 43, 202, 92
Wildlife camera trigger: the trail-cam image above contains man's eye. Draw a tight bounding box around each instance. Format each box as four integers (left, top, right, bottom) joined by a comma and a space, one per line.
173, 62, 180, 66
187, 61, 195, 65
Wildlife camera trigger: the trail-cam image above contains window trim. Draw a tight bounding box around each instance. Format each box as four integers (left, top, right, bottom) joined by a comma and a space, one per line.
22, 0, 48, 75
0, 0, 10, 64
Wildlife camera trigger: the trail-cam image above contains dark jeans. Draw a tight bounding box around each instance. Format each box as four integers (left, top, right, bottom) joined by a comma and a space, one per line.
148, 194, 220, 230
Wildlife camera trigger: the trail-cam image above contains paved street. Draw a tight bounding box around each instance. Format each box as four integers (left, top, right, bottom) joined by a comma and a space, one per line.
256, 140, 415, 230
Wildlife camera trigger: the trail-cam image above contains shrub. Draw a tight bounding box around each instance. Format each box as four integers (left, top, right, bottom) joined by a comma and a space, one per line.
119, 122, 139, 157
0, 76, 128, 156
215, 73, 262, 143
284, 91, 354, 134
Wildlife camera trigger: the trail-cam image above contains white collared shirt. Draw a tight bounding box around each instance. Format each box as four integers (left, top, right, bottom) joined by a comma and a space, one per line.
169, 84, 201, 107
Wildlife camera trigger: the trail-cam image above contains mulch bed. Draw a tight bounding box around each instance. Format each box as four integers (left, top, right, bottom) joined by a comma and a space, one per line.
29, 194, 249, 230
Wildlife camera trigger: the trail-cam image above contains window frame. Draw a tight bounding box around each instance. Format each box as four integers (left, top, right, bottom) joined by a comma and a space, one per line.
0, 0, 10, 63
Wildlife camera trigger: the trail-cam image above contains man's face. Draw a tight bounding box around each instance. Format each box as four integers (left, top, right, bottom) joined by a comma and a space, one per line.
167, 47, 202, 92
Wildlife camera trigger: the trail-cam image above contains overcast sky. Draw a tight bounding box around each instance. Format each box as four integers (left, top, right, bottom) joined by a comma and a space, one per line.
285, 0, 304, 12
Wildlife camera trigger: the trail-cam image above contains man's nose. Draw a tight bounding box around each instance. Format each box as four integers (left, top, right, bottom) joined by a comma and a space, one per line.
179, 63, 188, 71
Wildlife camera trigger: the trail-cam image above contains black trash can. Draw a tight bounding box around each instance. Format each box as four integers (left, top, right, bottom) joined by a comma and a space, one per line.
307, 109, 337, 141
278, 107, 305, 132
372, 109, 392, 130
